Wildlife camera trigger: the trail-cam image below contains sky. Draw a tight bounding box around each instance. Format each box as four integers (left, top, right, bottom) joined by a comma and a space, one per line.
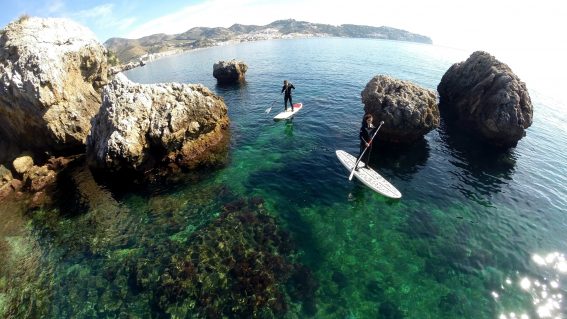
1, 0, 566, 101
0, 0, 565, 51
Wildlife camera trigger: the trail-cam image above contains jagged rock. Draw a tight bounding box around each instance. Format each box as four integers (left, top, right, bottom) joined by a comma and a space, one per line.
24, 165, 57, 192
0, 16, 108, 156
12, 155, 33, 175
437, 51, 532, 147
46, 156, 73, 171
0, 164, 15, 199
87, 73, 229, 173
108, 60, 145, 76
0, 182, 14, 199
213, 60, 248, 84
361, 75, 439, 143
0, 164, 12, 182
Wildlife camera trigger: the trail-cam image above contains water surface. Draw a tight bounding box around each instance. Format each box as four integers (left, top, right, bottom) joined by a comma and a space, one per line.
1, 37, 566, 318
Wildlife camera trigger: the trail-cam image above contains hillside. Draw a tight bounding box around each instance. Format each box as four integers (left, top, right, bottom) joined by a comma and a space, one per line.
105, 19, 432, 63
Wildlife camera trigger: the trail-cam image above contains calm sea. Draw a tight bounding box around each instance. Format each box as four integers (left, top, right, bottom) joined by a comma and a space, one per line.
1, 37, 566, 318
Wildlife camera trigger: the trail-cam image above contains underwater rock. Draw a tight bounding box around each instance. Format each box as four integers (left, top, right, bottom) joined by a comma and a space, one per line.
361, 75, 439, 143
331, 270, 349, 289
379, 301, 405, 319
0, 16, 108, 155
213, 60, 248, 84
437, 51, 532, 147
404, 209, 439, 239
86, 73, 229, 174
156, 198, 314, 318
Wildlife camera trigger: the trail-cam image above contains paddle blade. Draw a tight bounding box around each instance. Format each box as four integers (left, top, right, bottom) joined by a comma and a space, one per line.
348, 169, 355, 181
265, 107, 272, 114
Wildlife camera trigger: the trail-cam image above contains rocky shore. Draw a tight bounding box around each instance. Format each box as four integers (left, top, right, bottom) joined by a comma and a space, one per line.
87, 74, 229, 174
0, 16, 230, 201
0, 16, 108, 162
105, 19, 432, 64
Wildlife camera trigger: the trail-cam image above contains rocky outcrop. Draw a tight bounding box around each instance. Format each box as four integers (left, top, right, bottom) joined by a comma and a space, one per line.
12, 155, 34, 175
0, 155, 73, 202
0, 16, 108, 157
437, 51, 532, 147
0, 164, 17, 199
213, 60, 248, 84
86, 73, 229, 174
108, 60, 145, 76
361, 75, 439, 143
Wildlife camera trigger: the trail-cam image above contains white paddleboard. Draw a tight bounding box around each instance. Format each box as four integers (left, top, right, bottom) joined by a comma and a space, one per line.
273, 103, 303, 121
335, 150, 402, 199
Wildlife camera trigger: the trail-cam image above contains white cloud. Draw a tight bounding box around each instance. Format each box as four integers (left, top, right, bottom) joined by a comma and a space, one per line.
126, 0, 263, 38
47, 0, 65, 14
74, 4, 113, 20
70, 3, 136, 34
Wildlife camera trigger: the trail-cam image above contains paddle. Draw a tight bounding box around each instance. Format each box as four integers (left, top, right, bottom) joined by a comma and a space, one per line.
349, 120, 385, 181
265, 100, 277, 114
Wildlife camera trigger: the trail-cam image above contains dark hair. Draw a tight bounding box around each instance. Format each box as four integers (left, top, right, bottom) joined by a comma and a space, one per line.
363, 113, 373, 122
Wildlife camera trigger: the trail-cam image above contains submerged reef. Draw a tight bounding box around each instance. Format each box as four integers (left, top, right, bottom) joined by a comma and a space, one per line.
1, 182, 316, 318
156, 197, 308, 318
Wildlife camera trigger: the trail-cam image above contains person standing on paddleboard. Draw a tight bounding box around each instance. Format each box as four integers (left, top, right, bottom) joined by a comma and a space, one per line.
281, 80, 295, 112
357, 113, 376, 170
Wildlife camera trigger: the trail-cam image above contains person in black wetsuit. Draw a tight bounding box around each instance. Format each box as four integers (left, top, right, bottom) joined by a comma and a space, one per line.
281, 80, 295, 112
357, 113, 376, 170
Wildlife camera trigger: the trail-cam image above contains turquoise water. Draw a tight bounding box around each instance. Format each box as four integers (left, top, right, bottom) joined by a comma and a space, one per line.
1, 38, 567, 318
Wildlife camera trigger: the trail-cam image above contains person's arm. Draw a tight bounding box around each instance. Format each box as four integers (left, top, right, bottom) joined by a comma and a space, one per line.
281, 85, 285, 94
291, 84, 295, 90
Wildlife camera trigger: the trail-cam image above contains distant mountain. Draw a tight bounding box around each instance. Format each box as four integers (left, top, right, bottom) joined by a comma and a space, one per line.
105, 19, 432, 63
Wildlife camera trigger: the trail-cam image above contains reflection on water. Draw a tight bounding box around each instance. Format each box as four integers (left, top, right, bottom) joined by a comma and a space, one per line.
367, 137, 430, 181
438, 120, 517, 200
495, 252, 565, 319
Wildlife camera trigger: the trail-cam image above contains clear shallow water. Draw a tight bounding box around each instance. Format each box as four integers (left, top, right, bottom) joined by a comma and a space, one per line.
1, 38, 567, 318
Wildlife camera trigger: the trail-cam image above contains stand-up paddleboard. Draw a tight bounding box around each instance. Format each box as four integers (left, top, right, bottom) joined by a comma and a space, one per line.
274, 103, 302, 121
336, 150, 402, 199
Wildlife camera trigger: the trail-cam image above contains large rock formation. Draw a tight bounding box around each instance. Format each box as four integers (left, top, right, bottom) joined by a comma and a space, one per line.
0, 16, 108, 158
361, 75, 439, 143
87, 74, 229, 173
213, 60, 248, 84
437, 51, 532, 147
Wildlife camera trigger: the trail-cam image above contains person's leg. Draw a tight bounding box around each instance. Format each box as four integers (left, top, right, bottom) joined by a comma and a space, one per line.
284, 96, 289, 111
289, 95, 293, 111
356, 143, 365, 170
364, 145, 372, 168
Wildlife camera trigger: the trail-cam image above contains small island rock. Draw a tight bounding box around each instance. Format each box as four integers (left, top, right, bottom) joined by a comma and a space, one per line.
213, 60, 248, 84
437, 51, 532, 147
361, 75, 439, 143
86, 74, 229, 173
0, 16, 108, 156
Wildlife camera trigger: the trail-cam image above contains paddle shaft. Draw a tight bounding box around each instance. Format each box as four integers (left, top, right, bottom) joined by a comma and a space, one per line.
349, 121, 384, 181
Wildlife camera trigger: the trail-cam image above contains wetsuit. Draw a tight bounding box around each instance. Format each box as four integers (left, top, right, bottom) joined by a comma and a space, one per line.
358, 121, 376, 168
281, 83, 295, 111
